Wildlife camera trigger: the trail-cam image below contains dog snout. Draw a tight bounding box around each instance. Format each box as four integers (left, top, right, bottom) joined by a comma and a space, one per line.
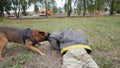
45, 32, 50, 36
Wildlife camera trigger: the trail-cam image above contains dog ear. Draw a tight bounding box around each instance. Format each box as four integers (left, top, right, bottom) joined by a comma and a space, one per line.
39, 32, 45, 35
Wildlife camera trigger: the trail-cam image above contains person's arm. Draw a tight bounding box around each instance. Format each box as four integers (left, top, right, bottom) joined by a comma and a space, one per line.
47, 32, 62, 50
48, 37, 60, 50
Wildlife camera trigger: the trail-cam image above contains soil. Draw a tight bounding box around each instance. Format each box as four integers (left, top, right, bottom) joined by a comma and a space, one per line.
26, 42, 63, 68
0, 42, 120, 68
0, 42, 62, 68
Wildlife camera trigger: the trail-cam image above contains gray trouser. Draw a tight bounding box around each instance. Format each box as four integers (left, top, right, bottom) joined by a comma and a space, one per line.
62, 48, 99, 68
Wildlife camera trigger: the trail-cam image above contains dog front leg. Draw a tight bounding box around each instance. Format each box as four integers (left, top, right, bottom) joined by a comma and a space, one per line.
0, 34, 8, 61
0, 52, 3, 61
25, 40, 45, 56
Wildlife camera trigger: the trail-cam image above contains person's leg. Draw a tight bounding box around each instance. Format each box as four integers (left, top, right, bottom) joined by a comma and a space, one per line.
62, 48, 99, 68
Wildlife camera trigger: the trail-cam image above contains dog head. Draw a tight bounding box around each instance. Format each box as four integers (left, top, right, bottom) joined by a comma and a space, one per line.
31, 30, 49, 42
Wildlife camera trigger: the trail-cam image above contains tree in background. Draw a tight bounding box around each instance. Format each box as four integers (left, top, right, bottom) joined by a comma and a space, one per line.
21, 0, 28, 16
75, 0, 82, 16
64, 0, 73, 17
95, 0, 111, 14
0, 0, 11, 17
28, 0, 40, 14
11, 0, 30, 18
45, 0, 55, 17
52, 6, 57, 14
34, 5, 39, 14
11, 0, 21, 18
95, 0, 104, 10
87, 0, 95, 15
0, 0, 120, 18
64, 3, 68, 13
76, 4, 82, 16
75, 0, 90, 16
28, 0, 55, 17
0, 0, 28, 18
109, 0, 120, 15
109, 0, 114, 15
72, 0, 96, 16
103, 0, 120, 15
114, 0, 120, 13
83, 0, 86, 16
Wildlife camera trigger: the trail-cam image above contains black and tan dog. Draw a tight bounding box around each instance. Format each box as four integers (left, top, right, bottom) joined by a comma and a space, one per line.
0, 26, 49, 61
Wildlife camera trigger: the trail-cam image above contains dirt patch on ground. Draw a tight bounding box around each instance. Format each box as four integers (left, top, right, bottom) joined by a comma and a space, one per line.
0, 41, 120, 68
27, 42, 63, 68
0, 42, 62, 68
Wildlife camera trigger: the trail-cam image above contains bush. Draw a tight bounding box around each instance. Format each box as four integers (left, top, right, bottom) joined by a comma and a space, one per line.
52, 6, 57, 14
22, 11, 28, 16
115, 8, 120, 13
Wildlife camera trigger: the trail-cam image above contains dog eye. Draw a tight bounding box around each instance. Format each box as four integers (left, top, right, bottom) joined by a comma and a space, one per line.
39, 32, 45, 35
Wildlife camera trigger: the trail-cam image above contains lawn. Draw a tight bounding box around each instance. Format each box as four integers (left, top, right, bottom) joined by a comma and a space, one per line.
0, 16, 120, 68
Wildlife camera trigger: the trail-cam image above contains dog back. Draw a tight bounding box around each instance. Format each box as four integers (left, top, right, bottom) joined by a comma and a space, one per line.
0, 27, 23, 43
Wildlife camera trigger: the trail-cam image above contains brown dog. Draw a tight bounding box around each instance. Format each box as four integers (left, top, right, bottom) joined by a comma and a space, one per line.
0, 26, 49, 61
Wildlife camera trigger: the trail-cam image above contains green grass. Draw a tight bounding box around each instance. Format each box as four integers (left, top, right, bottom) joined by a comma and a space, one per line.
1, 51, 32, 68
0, 16, 120, 68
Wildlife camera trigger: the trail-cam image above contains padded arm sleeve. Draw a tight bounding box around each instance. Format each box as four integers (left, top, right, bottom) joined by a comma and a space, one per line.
47, 35, 60, 50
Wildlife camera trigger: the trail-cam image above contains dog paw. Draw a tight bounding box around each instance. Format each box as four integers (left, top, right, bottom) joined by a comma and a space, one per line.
40, 53, 45, 56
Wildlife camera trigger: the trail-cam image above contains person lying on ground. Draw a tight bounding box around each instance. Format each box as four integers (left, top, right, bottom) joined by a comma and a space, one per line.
47, 29, 99, 68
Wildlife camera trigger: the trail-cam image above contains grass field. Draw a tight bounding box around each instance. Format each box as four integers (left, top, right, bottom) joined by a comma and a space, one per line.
0, 16, 120, 68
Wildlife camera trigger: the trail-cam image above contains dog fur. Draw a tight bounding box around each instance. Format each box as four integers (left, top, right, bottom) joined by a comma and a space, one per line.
0, 26, 49, 61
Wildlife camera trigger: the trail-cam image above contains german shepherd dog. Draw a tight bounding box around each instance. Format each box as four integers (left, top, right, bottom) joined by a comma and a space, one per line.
0, 26, 49, 61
